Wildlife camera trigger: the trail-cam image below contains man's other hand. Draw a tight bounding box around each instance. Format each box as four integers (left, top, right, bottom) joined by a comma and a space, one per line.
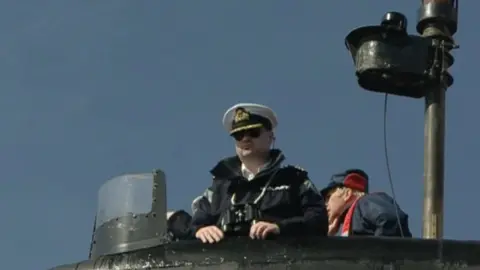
195, 225, 224, 243
328, 218, 340, 236
249, 221, 280, 239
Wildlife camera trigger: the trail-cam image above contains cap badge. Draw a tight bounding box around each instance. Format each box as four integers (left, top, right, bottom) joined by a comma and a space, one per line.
234, 107, 250, 123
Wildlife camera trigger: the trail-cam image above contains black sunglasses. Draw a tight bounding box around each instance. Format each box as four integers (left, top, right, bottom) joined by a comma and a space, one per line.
231, 128, 262, 141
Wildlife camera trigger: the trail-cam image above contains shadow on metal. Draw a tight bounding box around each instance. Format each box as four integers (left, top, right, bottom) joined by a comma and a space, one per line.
51, 236, 480, 270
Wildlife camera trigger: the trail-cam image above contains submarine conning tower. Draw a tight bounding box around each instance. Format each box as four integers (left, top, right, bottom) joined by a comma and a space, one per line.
50, 1, 480, 269
49, 169, 480, 270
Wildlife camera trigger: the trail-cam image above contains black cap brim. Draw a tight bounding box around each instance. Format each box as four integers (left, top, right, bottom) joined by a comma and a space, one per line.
320, 182, 343, 197
230, 123, 264, 134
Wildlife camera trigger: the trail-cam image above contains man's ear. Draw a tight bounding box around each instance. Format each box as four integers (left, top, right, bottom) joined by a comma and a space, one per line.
342, 189, 353, 202
268, 131, 276, 142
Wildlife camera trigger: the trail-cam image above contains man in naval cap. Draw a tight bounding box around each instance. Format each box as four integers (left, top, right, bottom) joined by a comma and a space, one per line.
191, 103, 328, 244
321, 169, 412, 237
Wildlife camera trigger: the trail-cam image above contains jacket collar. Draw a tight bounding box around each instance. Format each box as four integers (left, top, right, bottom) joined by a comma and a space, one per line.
210, 149, 285, 180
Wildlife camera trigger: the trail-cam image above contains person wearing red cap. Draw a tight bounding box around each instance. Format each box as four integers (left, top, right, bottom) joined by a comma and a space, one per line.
321, 169, 412, 237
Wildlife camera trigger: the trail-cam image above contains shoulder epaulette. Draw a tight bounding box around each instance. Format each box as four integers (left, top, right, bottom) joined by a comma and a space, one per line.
283, 165, 306, 171
281, 165, 309, 185
212, 176, 222, 181
293, 165, 306, 171
283, 165, 309, 177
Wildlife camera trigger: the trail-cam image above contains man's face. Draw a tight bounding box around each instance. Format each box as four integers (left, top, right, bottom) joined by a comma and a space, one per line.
325, 187, 353, 222
232, 127, 272, 158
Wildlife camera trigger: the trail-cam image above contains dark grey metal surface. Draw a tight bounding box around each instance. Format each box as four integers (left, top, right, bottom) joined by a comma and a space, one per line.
89, 213, 169, 259
51, 236, 480, 270
354, 31, 430, 77
89, 170, 168, 259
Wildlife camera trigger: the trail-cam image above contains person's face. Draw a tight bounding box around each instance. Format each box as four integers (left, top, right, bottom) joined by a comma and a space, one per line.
232, 127, 272, 158
325, 187, 353, 222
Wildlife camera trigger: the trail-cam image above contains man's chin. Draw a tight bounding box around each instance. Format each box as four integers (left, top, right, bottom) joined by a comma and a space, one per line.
239, 149, 253, 156
240, 149, 252, 157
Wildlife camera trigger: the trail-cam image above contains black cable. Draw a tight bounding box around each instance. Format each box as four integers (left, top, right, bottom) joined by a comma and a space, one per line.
88, 215, 97, 259
383, 93, 405, 238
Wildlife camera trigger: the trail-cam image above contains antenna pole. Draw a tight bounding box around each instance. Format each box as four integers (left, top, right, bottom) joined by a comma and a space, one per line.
417, 0, 458, 239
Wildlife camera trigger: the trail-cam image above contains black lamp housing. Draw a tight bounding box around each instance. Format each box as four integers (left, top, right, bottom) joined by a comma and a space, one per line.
345, 11, 455, 99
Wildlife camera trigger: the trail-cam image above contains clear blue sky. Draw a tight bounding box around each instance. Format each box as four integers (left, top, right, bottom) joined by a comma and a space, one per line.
0, 1, 476, 269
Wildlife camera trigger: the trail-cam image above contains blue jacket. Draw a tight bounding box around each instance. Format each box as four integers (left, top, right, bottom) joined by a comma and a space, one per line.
339, 192, 412, 237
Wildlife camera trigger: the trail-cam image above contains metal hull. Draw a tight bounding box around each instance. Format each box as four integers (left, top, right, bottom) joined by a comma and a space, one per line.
51, 236, 480, 270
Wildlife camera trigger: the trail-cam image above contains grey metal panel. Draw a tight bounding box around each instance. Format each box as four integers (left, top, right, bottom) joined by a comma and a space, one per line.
89, 170, 168, 259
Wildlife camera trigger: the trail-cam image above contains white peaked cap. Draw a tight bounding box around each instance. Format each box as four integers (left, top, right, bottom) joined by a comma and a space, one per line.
222, 103, 278, 133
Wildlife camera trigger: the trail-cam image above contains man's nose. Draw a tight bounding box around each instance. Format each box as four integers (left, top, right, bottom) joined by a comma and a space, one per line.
240, 135, 252, 141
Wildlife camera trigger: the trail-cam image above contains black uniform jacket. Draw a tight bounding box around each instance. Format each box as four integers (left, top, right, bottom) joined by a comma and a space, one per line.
340, 192, 412, 237
191, 149, 328, 237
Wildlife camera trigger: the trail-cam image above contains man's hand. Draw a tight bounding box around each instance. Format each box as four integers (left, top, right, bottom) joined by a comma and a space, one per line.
328, 218, 340, 236
249, 221, 280, 239
195, 225, 224, 243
